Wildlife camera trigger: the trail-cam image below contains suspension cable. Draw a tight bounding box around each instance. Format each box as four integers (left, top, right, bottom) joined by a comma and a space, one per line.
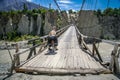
79, 0, 86, 16
76, 0, 86, 25
107, 0, 110, 8
94, 0, 98, 10
53, 0, 69, 24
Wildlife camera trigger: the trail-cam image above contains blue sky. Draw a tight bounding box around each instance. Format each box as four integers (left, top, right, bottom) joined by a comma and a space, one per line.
27, 0, 120, 11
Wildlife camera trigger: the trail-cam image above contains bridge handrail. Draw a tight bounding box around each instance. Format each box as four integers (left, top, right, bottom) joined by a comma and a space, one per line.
75, 26, 104, 63
75, 26, 120, 74
75, 26, 92, 53
109, 44, 120, 74
28, 25, 69, 43
15, 25, 69, 55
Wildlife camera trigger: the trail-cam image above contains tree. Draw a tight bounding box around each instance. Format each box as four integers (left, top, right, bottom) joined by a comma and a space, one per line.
68, 9, 73, 14
103, 8, 113, 16
23, 3, 28, 13
97, 9, 102, 15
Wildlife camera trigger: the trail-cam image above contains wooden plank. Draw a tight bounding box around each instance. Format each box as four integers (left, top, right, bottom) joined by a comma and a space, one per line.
33, 54, 48, 68
78, 50, 85, 68
26, 50, 47, 67
50, 54, 61, 68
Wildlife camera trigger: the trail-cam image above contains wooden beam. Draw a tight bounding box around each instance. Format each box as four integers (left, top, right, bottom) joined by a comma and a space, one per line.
15, 68, 111, 75
93, 42, 103, 62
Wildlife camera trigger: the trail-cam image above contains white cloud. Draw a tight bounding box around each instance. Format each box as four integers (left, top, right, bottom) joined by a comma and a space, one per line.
58, 0, 73, 4
59, 4, 69, 7
57, 0, 74, 10
59, 4, 72, 10
26, 0, 32, 2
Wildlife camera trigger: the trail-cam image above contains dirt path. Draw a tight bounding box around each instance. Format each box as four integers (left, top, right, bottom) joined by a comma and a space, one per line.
1, 73, 120, 80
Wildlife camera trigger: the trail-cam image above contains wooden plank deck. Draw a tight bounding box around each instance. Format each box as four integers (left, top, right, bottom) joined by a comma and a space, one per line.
15, 26, 110, 74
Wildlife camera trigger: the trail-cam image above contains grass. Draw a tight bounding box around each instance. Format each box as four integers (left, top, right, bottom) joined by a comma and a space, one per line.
12, 35, 40, 42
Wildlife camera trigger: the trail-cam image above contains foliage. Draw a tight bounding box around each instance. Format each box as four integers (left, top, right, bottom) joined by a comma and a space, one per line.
61, 10, 66, 14
37, 8, 47, 14
94, 9, 102, 16
95, 8, 120, 16
22, 3, 28, 13
32, 9, 38, 13
13, 35, 40, 42
68, 9, 73, 14
32, 13, 38, 20
0, 12, 9, 26
48, 9, 54, 12
103, 8, 114, 16
6, 31, 18, 41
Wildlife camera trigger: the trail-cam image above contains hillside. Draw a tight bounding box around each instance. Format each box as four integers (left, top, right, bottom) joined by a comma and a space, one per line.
0, 0, 45, 11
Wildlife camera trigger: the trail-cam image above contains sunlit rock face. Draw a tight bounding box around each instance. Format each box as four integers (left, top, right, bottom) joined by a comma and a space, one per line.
0, 10, 68, 37
17, 14, 42, 35
44, 12, 52, 35
99, 16, 120, 39
37, 14, 42, 35
18, 15, 29, 34
77, 10, 120, 39
77, 10, 101, 38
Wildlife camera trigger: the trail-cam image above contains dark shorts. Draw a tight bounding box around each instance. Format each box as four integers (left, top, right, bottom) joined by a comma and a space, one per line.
48, 36, 58, 46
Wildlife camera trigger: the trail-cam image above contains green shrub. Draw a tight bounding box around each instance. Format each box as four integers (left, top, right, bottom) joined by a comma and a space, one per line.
14, 35, 39, 42
6, 31, 17, 41
32, 13, 38, 20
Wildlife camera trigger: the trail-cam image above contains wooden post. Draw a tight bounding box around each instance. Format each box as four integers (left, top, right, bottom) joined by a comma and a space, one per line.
92, 43, 95, 56
33, 41, 36, 55
79, 35, 82, 45
81, 36, 84, 47
27, 48, 33, 60
14, 54, 20, 66
27, 41, 36, 60
15, 43, 20, 66
15, 43, 19, 53
10, 43, 19, 74
109, 44, 120, 74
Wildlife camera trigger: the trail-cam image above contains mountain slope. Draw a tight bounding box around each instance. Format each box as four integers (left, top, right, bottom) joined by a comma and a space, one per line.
0, 0, 45, 11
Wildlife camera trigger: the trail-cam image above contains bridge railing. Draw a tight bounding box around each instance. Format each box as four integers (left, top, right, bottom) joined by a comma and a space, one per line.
75, 26, 120, 74
11, 25, 70, 73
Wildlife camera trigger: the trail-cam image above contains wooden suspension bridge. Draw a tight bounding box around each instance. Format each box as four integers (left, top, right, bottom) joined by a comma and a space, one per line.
11, 25, 120, 75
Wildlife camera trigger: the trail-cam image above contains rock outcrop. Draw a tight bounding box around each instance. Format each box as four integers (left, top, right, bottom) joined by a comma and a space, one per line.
18, 15, 29, 34
0, 10, 68, 39
77, 10, 120, 39
77, 11, 101, 38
